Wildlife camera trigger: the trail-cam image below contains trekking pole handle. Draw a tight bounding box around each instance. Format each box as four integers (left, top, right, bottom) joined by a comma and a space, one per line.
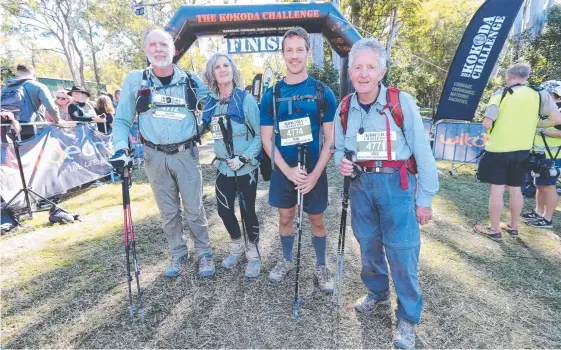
344, 151, 354, 185
217, 117, 233, 157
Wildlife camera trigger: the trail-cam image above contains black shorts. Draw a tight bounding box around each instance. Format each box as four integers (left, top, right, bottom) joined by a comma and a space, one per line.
477, 150, 529, 187
269, 168, 328, 214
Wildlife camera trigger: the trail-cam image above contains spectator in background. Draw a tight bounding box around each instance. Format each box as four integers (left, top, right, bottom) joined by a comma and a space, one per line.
94, 94, 114, 134
521, 80, 561, 229
114, 89, 120, 108
1, 64, 67, 140
67, 85, 104, 125
475, 64, 561, 240
46, 89, 72, 122
105, 93, 115, 106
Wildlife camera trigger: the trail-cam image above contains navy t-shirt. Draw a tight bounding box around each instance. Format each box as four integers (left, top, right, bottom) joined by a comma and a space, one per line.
260, 77, 337, 168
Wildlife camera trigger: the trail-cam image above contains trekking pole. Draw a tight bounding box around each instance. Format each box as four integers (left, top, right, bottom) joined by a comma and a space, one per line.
292, 144, 307, 319
122, 165, 144, 322
448, 149, 485, 175
217, 116, 254, 253
331, 151, 353, 311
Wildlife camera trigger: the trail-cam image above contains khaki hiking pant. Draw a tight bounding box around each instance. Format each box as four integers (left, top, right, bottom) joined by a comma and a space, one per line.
144, 145, 212, 259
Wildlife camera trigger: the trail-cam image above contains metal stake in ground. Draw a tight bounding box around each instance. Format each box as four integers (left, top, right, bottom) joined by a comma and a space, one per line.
331, 151, 354, 311
122, 165, 144, 322
217, 116, 256, 254
292, 144, 307, 319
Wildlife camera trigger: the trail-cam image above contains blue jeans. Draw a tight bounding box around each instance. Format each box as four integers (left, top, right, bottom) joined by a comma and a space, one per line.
350, 171, 423, 324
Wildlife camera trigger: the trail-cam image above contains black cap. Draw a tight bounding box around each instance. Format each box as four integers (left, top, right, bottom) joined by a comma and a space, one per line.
67, 85, 91, 97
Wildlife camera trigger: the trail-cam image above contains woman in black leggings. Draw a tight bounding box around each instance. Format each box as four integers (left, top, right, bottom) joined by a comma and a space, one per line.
201, 53, 262, 277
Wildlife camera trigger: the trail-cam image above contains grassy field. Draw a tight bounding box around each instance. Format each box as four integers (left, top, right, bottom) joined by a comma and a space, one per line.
1, 147, 560, 349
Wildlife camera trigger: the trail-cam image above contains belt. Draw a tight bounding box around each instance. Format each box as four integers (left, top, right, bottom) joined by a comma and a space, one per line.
143, 138, 195, 155
362, 167, 398, 174
357, 159, 410, 189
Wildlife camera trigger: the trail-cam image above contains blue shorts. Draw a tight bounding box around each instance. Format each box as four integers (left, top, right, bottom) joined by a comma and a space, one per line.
269, 168, 328, 214
534, 159, 561, 186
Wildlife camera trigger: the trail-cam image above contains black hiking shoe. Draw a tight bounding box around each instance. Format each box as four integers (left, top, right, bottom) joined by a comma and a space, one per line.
525, 217, 553, 229
521, 210, 542, 221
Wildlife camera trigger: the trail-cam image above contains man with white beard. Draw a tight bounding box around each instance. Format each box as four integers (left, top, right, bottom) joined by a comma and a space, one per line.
111, 29, 215, 278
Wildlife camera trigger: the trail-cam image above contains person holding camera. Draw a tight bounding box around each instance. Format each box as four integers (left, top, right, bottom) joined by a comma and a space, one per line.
111, 29, 214, 278
522, 80, 561, 229
200, 53, 262, 277
475, 64, 561, 240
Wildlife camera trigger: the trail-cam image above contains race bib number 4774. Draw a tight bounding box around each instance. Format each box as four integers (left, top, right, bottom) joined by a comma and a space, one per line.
279, 117, 313, 146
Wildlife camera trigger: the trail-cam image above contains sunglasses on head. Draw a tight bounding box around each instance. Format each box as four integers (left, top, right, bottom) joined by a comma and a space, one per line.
57, 96, 69, 100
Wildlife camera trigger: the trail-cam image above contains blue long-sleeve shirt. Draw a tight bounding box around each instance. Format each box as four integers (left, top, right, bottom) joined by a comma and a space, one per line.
112, 65, 209, 152
333, 84, 439, 207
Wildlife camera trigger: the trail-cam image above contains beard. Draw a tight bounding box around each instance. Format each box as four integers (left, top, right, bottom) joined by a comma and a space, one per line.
147, 52, 173, 69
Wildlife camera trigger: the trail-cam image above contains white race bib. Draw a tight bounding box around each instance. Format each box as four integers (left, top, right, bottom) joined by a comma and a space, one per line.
210, 117, 224, 140
356, 131, 397, 160
153, 109, 187, 120
279, 117, 313, 146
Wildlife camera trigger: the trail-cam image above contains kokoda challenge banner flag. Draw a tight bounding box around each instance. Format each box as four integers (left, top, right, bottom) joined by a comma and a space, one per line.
433, 121, 487, 163
434, 0, 524, 122
1, 124, 113, 210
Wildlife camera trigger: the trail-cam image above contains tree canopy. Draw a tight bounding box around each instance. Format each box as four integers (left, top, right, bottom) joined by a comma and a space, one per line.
2, 0, 559, 118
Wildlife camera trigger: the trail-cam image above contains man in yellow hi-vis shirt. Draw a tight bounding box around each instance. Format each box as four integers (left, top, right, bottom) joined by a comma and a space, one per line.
475, 64, 561, 241
522, 80, 561, 229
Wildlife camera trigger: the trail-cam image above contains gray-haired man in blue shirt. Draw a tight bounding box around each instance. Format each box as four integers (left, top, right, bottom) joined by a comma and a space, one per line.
111, 29, 214, 278
334, 38, 439, 349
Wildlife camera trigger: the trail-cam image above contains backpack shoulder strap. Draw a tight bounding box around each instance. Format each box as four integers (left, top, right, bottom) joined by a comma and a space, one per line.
185, 72, 198, 111
315, 80, 326, 125
499, 83, 524, 104
201, 94, 217, 125
339, 93, 353, 134
386, 87, 404, 131
273, 81, 282, 117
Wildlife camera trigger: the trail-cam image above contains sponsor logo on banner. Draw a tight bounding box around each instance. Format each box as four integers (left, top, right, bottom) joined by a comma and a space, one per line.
460, 16, 505, 80
433, 121, 487, 163
0, 124, 113, 210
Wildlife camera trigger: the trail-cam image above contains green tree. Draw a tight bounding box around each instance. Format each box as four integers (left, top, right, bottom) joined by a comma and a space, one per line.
309, 63, 341, 100
389, 0, 479, 115
519, 4, 561, 83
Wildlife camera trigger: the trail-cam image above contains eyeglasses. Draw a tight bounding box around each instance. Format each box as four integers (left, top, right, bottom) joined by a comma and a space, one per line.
56, 97, 69, 100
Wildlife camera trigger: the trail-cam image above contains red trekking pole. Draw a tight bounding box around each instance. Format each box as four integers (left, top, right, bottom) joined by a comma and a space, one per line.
122, 165, 144, 321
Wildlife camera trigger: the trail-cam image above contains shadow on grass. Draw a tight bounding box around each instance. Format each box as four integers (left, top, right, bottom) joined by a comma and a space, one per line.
420, 220, 561, 348
2, 214, 168, 348
438, 171, 561, 234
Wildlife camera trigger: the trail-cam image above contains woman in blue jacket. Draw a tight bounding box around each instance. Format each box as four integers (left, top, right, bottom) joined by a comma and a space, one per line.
201, 53, 262, 277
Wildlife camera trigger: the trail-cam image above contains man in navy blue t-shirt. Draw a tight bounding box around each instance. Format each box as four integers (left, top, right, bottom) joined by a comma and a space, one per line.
260, 27, 337, 292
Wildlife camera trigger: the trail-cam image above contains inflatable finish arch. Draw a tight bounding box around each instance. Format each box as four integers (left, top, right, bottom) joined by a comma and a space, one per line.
165, 2, 362, 97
